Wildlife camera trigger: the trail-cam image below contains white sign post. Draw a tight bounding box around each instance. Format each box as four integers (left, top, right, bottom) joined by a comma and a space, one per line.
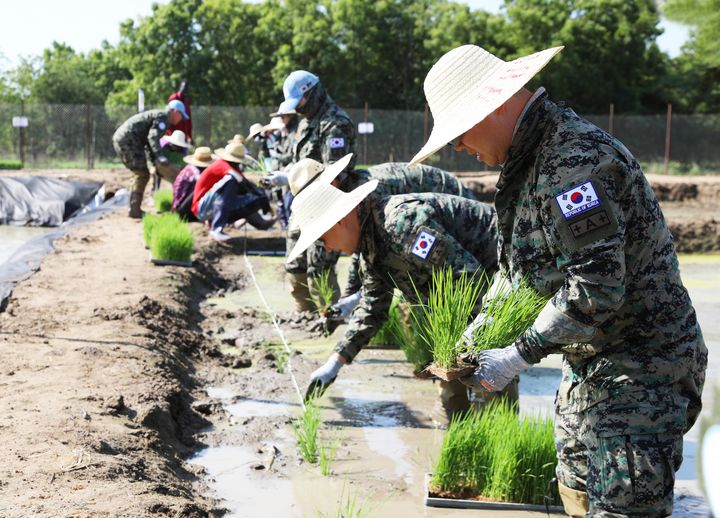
358, 122, 374, 134
12, 116, 28, 128
137, 88, 145, 113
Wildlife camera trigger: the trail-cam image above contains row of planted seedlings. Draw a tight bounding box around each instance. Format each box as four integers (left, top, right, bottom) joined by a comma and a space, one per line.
406, 267, 560, 508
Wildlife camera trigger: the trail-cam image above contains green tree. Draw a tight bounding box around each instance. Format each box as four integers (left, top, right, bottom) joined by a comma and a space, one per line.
31, 43, 104, 104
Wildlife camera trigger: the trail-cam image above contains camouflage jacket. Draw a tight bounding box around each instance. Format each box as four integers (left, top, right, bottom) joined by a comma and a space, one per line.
340, 163, 477, 295
294, 94, 356, 168
335, 193, 498, 362
272, 130, 297, 171
112, 109, 170, 162
498, 91, 706, 426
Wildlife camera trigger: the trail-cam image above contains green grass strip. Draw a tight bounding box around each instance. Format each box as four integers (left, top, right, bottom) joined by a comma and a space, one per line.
432, 401, 559, 506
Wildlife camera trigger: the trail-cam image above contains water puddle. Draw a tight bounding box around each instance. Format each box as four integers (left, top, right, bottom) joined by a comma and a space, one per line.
226, 398, 297, 418
0, 226, 49, 265
206, 386, 234, 400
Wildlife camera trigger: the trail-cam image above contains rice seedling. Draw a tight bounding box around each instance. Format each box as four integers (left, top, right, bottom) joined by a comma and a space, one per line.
153, 188, 174, 212
309, 269, 335, 316
468, 275, 547, 354
411, 267, 487, 371
142, 213, 160, 246
319, 436, 340, 476
369, 295, 404, 347
431, 401, 559, 506
149, 213, 194, 263
293, 396, 320, 463
317, 485, 374, 518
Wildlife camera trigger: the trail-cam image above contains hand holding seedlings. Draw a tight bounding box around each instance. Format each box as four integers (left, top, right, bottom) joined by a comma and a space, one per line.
460, 344, 532, 391
305, 353, 346, 401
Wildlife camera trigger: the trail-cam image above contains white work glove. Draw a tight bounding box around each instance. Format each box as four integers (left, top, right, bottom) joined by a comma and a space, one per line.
305, 354, 344, 401
460, 344, 531, 392
265, 170, 289, 187
156, 155, 169, 166
327, 291, 361, 320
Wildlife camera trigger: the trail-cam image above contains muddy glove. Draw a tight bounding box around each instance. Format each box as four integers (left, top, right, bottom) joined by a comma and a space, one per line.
305, 354, 344, 401
326, 291, 361, 321
460, 344, 531, 392
264, 170, 289, 187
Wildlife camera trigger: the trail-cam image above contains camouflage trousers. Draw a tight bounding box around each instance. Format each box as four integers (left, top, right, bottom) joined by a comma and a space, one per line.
555, 402, 684, 517
285, 227, 341, 312
113, 139, 151, 193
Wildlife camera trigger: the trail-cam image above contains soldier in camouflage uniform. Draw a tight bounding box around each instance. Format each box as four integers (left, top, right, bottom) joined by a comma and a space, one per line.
413, 44, 707, 517
112, 100, 189, 218
285, 155, 516, 420
265, 70, 356, 312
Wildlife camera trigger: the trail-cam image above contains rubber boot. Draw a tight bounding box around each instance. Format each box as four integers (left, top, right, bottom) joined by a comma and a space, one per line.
128, 191, 145, 219
287, 272, 316, 312
245, 210, 276, 230
558, 482, 589, 518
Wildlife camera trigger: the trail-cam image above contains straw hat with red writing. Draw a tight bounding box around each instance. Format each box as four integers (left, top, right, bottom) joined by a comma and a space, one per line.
410, 45, 563, 165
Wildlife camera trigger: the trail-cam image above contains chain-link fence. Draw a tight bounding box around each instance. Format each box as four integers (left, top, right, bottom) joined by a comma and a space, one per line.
1, 103, 719, 172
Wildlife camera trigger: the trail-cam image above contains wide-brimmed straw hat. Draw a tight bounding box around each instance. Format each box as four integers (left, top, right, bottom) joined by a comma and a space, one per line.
227, 134, 245, 145
286, 153, 377, 263
165, 130, 190, 148
246, 123, 265, 141
213, 142, 248, 164
183, 146, 215, 168
410, 45, 563, 165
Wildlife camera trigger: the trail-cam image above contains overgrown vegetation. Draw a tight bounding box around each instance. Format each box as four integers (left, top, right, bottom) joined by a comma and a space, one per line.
431, 401, 559, 506
411, 268, 485, 370
468, 276, 547, 354
144, 212, 193, 263
153, 189, 173, 212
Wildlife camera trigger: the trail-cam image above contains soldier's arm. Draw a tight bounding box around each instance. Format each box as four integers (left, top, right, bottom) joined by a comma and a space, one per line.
320, 118, 356, 165
343, 253, 362, 297
515, 150, 630, 363
147, 116, 168, 161
334, 269, 393, 363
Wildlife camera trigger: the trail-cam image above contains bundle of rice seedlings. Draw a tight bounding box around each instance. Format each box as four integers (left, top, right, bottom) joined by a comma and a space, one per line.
142, 213, 160, 246
431, 401, 559, 506
149, 213, 194, 263
153, 189, 174, 212
293, 397, 320, 463
310, 269, 334, 316
369, 294, 404, 347
468, 275, 547, 354
411, 267, 487, 377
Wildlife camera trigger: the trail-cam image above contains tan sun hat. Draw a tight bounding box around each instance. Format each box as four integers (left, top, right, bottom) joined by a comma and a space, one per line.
183, 146, 215, 168
287, 154, 354, 232
213, 142, 248, 164
246, 123, 265, 141
409, 44, 563, 165
165, 129, 190, 148
264, 116, 285, 132
286, 153, 377, 263
227, 134, 245, 145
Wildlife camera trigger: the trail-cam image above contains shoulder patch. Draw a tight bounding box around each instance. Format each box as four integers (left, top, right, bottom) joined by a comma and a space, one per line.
328, 137, 345, 149
158, 121, 167, 131
410, 229, 437, 260
555, 180, 600, 219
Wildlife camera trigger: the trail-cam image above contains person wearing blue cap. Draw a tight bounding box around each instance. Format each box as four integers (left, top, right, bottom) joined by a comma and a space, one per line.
265, 70, 357, 312
112, 100, 190, 218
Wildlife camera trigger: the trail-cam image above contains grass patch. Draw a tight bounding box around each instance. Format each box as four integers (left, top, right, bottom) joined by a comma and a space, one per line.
431, 401, 559, 506
147, 212, 194, 263
468, 276, 547, 354
0, 159, 22, 169
411, 267, 486, 369
153, 189, 174, 212
293, 397, 320, 463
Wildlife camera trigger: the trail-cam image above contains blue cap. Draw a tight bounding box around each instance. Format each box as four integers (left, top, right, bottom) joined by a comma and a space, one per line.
281, 70, 319, 111
166, 99, 189, 120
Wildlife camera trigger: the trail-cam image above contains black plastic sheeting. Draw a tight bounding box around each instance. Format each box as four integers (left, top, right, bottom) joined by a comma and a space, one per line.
0, 176, 104, 226
0, 183, 128, 309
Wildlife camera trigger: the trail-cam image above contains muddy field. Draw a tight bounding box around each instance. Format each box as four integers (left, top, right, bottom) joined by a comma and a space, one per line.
0, 169, 718, 517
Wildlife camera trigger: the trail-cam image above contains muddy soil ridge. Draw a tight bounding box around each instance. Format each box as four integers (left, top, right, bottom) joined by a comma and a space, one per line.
0, 205, 240, 516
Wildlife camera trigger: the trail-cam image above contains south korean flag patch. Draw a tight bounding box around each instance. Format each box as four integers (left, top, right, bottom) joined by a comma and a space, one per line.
328, 137, 345, 149
555, 181, 601, 220
411, 229, 437, 260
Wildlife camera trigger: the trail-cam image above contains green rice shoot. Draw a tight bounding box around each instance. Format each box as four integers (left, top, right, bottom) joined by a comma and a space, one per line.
397, 303, 433, 373
432, 401, 559, 506
317, 485, 374, 518
369, 294, 404, 347
293, 396, 320, 463
319, 436, 340, 476
153, 188, 174, 212
309, 269, 335, 316
148, 212, 194, 263
469, 275, 547, 354
411, 267, 487, 369
142, 213, 160, 246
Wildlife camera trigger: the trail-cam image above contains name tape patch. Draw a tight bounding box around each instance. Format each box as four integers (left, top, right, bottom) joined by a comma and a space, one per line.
555, 181, 600, 220
411, 230, 436, 260
328, 137, 345, 149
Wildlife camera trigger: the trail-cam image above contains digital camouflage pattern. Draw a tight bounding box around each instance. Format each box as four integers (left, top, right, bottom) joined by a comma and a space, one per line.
271, 117, 299, 171
112, 109, 171, 192
335, 192, 498, 362
339, 162, 477, 295
494, 91, 707, 514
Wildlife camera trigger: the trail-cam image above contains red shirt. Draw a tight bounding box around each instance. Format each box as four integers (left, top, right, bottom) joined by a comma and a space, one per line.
191, 159, 238, 216
167, 92, 192, 141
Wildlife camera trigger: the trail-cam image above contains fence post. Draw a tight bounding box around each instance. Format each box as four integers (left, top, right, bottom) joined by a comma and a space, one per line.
207, 103, 213, 146
363, 101, 369, 166
664, 103, 672, 175
608, 103, 614, 134
85, 104, 92, 170
19, 100, 25, 168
